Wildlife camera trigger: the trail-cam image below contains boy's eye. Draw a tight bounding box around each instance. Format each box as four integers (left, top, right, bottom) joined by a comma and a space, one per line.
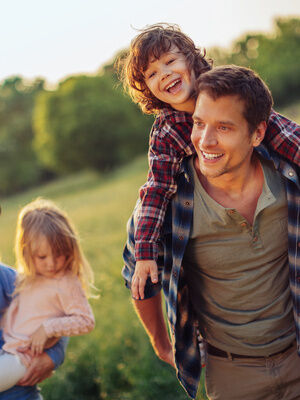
166, 58, 175, 65
38, 255, 46, 260
145, 70, 156, 80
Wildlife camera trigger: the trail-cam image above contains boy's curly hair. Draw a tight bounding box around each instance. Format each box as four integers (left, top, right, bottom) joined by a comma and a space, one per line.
117, 23, 212, 114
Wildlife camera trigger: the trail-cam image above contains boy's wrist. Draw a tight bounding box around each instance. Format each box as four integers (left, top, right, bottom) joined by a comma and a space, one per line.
135, 241, 158, 261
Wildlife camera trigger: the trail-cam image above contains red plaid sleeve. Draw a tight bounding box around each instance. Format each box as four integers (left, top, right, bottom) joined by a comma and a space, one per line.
265, 110, 300, 165
135, 109, 194, 260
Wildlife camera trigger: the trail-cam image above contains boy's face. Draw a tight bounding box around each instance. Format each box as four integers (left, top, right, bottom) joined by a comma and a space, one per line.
144, 46, 196, 113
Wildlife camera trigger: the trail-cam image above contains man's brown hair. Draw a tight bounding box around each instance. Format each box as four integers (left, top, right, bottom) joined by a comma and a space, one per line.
195, 65, 273, 133
117, 23, 212, 114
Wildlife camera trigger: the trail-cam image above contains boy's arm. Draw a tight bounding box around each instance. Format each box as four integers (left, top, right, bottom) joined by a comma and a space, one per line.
264, 110, 300, 165
135, 115, 194, 262
122, 203, 162, 300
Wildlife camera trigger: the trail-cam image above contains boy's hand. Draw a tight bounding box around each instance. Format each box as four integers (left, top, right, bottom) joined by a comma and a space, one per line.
131, 260, 158, 300
30, 325, 49, 356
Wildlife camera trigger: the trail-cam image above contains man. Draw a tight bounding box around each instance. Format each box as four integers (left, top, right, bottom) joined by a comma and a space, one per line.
123, 65, 300, 399
0, 263, 67, 400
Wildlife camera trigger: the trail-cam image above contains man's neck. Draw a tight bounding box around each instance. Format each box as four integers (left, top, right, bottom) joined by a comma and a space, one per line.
194, 155, 264, 224
196, 155, 260, 197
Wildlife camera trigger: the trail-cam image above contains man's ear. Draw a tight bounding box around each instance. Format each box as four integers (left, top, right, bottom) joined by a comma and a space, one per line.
252, 121, 267, 147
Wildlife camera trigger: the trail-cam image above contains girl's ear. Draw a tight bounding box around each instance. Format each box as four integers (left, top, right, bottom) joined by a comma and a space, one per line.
253, 121, 267, 147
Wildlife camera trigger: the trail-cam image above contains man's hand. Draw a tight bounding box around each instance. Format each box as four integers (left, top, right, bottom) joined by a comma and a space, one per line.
131, 260, 158, 300
30, 325, 49, 355
17, 352, 55, 386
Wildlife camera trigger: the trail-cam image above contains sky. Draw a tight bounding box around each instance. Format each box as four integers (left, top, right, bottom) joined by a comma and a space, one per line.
1, 0, 300, 85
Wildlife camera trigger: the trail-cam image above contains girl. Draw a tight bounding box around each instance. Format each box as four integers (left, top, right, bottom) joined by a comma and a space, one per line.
0, 198, 95, 392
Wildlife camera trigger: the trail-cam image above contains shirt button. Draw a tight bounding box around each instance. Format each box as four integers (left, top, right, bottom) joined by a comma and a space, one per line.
185, 201, 190, 206
288, 170, 294, 177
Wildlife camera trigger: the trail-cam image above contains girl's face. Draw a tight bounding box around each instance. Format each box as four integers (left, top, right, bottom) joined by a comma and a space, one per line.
144, 45, 196, 113
32, 235, 66, 278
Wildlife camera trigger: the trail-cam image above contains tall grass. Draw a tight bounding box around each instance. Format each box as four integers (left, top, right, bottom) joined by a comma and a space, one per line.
0, 156, 207, 400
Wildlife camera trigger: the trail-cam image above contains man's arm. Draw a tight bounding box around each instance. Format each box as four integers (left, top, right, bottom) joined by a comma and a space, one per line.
17, 337, 69, 386
133, 292, 175, 368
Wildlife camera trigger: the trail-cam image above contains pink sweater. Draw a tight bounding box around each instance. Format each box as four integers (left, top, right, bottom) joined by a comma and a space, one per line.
2, 272, 95, 366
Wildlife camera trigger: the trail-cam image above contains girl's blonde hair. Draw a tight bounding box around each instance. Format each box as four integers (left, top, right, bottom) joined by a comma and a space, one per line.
15, 198, 94, 297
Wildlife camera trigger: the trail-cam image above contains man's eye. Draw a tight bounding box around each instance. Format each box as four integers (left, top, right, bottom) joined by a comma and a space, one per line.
219, 126, 229, 132
194, 121, 205, 129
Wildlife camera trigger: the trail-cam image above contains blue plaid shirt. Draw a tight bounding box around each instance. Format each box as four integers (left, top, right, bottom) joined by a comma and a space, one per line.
123, 145, 300, 399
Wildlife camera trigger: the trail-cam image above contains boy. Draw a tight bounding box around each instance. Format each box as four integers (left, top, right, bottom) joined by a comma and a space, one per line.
120, 23, 299, 300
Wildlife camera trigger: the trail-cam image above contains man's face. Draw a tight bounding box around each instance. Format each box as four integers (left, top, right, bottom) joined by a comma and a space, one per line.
191, 92, 265, 181
144, 45, 196, 113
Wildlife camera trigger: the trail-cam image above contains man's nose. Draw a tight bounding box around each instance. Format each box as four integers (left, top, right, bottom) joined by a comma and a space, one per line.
200, 126, 218, 148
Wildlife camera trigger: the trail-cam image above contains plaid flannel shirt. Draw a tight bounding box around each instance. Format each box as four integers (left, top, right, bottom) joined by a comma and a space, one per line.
135, 107, 300, 261
123, 143, 299, 398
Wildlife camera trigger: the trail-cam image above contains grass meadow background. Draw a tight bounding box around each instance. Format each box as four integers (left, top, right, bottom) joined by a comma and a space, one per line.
0, 104, 298, 400
0, 156, 207, 400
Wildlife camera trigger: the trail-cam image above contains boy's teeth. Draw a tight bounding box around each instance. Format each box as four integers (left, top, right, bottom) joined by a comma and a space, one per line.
202, 151, 223, 159
166, 79, 180, 90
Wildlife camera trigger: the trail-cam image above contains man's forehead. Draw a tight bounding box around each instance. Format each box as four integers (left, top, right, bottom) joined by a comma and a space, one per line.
193, 92, 246, 120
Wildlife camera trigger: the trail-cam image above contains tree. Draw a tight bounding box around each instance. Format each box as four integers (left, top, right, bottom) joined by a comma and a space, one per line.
34, 71, 152, 173
207, 17, 300, 107
0, 76, 47, 195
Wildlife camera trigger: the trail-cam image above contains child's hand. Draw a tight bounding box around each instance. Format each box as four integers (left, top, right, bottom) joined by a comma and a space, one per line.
30, 325, 49, 356
131, 260, 158, 300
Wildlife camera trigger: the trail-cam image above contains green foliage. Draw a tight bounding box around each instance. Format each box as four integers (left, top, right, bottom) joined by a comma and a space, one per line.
0, 76, 48, 195
0, 157, 207, 399
33, 72, 153, 173
208, 17, 300, 107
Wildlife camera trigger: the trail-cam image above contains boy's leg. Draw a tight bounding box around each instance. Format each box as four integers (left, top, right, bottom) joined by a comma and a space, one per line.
0, 351, 27, 392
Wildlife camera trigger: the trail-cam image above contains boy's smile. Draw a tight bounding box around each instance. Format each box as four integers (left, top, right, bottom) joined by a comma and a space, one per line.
144, 46, 196, 113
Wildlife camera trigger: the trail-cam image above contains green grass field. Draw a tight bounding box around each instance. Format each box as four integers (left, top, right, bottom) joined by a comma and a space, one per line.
0, 156, 207, 400
0, 102, 297, 399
